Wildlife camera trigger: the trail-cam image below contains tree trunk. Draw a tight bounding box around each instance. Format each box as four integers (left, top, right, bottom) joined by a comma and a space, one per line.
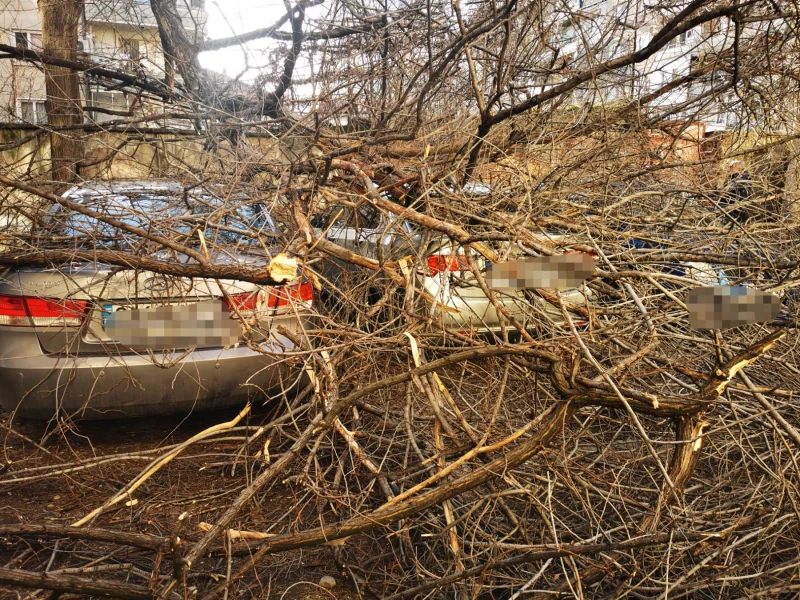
39, 0, 84, 186
150, 0, 206, 98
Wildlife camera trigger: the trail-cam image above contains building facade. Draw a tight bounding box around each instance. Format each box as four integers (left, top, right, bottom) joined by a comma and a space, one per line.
0, 0, 207, 125
554, 0, 736, 132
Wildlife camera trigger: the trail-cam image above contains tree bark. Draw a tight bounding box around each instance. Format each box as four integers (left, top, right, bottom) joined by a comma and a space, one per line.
0, 567, 157, 600
39, 0, 84, 185
150, 0, 206, 98
0, 524, 168, 551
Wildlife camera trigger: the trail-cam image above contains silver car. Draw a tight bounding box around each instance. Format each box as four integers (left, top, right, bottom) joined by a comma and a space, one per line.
311, 201, 592, 335
0, 181, 313, 420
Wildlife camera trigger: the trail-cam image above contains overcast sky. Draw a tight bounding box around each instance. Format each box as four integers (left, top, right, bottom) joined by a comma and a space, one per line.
198, 0, 287, 79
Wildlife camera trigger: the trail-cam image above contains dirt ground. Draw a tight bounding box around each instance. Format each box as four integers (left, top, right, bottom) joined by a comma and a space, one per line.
0, 402, 364, 599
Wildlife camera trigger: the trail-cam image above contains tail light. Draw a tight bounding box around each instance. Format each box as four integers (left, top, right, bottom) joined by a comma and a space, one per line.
0, 294, 90, 327
270, 280, 314, 308
222, 290, 264, 317
222, 281, 313, 318
0, 295, 27, 326
425, 254, 471, 276
564, 249, 597, 258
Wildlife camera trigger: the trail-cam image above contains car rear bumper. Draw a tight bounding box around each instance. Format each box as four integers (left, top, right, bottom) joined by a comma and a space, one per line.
0, 328, 309, 420
421, 280, 588, 332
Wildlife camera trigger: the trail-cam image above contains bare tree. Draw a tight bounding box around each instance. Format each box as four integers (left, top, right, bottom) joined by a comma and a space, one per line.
0, 0, 799, 598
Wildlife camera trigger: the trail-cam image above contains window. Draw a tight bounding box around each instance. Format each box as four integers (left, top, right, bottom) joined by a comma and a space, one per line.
47, 192, 277, 250
18, 99, 47, 124
668, 28, 694, 48
725, 94, 738, 128
353, 204, 381, 230
88, 91, 131, 122
560, 20, 575, 44
702, 19, 718, 37
11, 31, 42, 53
120, 39, 140, 69
310, 205, 351, 230
310, 203, 382, 230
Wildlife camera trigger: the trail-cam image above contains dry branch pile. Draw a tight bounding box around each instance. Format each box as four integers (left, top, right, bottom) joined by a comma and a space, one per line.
1, 0, 800, 596
1, 153, 799, 598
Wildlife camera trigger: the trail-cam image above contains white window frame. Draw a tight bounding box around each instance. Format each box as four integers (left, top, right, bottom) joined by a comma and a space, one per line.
87, 90, 132, 122
16, 98, 48, 125
560, 20, 576, 44
10, 30, 43, 54
119, 37, 142, 69
724, 93, 738, 128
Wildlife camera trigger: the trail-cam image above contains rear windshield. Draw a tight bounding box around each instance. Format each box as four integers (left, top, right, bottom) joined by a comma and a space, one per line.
40, 191, 278, 251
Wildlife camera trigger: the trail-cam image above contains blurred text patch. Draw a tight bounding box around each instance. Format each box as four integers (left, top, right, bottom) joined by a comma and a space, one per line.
486, 255, 595, 291
687, 286, 780, 330
105, 301, 241, 347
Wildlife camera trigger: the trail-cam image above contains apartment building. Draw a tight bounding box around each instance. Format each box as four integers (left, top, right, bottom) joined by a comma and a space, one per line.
0, 0, 207, 125
554, 0, 736, 132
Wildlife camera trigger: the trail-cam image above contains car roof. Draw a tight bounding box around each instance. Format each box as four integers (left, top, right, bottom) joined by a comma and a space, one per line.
62, 180, 195, 198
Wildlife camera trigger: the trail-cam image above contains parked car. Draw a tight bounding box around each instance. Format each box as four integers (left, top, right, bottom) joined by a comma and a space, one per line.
0, 181, 313, 420
311, 201, 593, 336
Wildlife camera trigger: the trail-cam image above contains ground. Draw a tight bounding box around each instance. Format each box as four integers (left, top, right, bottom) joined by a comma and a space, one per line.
0, 402, 364, 599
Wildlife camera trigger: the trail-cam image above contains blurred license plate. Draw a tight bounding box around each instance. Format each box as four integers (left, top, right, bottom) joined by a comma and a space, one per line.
102, 301, 240, 347
101, 301, 197, 326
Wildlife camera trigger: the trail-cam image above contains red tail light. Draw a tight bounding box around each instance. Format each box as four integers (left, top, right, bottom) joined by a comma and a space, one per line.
0, 295, 28, 326
0, 294, 90, 327
222, 291, 261, 315
425, 254, 470, 276
271, 280, 314, 307
222, 281, 313, 318
564, 249, 597, 258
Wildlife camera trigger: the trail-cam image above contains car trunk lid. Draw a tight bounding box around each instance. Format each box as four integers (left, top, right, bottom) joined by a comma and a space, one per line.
9, 263, 275, 355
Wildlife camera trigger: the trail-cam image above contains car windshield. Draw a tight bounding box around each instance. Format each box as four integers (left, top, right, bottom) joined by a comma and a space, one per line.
40, 190, 278, 251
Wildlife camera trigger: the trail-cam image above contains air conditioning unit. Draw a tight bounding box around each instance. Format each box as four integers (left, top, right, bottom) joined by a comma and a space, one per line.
77, 39, 90, 61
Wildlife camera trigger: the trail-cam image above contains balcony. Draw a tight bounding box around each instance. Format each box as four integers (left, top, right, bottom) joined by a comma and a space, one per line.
84, 0, 207, 37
